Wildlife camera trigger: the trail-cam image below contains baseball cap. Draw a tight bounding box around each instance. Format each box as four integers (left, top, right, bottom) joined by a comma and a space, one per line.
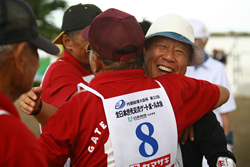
81, 8, 145, 62
53, 4, 102, 44
0, 0, 59, 55
188, 19, 210, 39
145, 13, 204, 66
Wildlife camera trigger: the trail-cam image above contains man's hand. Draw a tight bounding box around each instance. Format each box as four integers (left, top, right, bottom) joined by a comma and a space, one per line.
19, 87, 57, 126
19, 87, 43, 115
179, 125, 194, 144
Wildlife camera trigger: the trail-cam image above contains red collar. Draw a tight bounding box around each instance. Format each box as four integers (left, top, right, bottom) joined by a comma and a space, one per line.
0, 92, 20, 119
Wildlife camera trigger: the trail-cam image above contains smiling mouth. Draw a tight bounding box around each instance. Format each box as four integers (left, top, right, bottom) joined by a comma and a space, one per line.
157, 65, 173, 73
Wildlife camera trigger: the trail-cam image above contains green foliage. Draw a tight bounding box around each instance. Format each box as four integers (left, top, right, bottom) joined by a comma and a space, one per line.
25, 0, 67, 40
33, 81, 41, 87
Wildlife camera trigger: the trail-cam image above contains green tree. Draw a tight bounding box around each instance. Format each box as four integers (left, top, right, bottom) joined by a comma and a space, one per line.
25, 0, 67, 41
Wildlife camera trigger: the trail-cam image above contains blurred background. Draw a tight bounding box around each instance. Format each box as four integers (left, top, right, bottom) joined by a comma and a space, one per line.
15, 0, 250, 166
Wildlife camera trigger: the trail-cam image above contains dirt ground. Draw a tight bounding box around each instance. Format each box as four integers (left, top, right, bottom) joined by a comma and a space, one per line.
229, 97, 250, 167
14, 96, 250, 166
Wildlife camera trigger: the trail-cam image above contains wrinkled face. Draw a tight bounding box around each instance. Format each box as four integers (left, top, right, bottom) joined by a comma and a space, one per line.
89, 49, 96, 75
71, 32, 89, 65
144, 36, 191, 78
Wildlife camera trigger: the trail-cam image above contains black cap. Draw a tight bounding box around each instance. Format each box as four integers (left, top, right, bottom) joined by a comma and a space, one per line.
53, 3, 102, 44
0, 0, 59, 55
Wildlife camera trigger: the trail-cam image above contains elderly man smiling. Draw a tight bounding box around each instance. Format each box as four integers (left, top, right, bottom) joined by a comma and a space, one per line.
143, 13, 236, 167
19, 11, 235, 167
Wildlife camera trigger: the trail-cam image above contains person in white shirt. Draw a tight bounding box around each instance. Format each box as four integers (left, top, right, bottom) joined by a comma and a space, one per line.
185, 19, 237, 167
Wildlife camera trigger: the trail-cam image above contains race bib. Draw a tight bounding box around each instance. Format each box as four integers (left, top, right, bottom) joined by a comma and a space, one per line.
78, 81, 178, 167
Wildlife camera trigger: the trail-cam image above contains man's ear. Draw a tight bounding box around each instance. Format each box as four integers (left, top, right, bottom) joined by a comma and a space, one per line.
13, 42, 26, 74
62, 34, 73, 50
204, 38, 209, 46
93, 53, 102, 74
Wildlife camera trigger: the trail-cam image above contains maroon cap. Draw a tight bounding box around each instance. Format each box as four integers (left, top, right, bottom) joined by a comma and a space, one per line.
81, 8, 145, 62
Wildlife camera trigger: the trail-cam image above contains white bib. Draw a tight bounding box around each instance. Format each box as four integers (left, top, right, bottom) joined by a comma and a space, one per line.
78, 80, 178, 167
82, 74, 94, 84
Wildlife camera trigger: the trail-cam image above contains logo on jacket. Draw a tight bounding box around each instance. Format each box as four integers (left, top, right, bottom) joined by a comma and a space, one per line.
115, 100, 125, 109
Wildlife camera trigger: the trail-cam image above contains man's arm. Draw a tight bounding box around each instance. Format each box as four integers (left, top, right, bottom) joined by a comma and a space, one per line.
221, 112, 230, 135
215, 84, 229, 109
179, 84, 229, 145
180, 112, 236, 167
19, 87, 57, 127
19, 87, 81, 126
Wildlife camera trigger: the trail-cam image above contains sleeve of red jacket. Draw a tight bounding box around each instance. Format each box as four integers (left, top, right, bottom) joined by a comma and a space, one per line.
180, 76, 220, 128
155, 73, 220, 135
41, 63, 88, 107
38, 107, 74, 167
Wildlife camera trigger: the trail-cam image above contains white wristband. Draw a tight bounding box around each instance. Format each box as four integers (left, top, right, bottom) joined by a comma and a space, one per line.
217, 157, 236, 167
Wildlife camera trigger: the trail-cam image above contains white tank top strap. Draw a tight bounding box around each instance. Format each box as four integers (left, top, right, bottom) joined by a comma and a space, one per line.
154, 79, 164, 88
77, 82, 104, 101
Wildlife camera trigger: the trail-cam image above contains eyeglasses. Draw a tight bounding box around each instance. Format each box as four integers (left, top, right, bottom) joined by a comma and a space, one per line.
86, 44, 91, 53
86, 44, 100, 57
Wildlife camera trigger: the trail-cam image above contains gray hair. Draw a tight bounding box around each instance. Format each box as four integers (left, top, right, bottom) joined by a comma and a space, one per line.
0, 44, 15, 67
0, 42, 34, 67
62, 29, 82, 49
64, 29, 82, 41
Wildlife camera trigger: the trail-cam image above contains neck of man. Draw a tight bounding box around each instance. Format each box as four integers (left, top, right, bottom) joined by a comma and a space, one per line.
81, 63, 92, 74
65, 49, 93, 74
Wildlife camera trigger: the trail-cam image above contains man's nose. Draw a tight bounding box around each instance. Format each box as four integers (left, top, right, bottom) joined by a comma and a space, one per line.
162, 49, 175, 62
